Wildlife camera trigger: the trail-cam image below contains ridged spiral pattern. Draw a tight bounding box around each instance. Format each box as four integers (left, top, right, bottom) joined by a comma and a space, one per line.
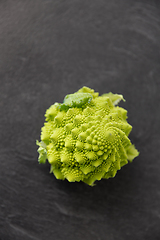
37, 86, 139, 186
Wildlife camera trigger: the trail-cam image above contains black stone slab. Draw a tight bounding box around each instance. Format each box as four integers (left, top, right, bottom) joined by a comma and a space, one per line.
0, 1, 160, 239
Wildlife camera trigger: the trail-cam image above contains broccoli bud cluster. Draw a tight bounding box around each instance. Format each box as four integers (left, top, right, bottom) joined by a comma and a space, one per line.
37, 86, 139, 186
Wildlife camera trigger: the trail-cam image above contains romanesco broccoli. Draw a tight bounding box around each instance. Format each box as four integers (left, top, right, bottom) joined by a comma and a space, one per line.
37, 86, 139, 186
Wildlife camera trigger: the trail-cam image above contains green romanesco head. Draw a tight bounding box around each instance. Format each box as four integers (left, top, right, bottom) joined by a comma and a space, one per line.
36, 86, 139, 186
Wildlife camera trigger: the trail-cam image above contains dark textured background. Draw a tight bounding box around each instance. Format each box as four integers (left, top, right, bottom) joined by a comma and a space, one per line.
0, 1, 160, 239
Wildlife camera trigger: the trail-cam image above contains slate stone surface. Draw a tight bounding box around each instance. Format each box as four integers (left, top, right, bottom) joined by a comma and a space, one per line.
0, 1, 160, 239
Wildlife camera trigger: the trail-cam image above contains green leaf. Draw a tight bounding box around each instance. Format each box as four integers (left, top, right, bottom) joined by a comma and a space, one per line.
36, 140, 47, 164
102, 92, 125, 105
63, 92, 93, 108
126, 144, 139, 162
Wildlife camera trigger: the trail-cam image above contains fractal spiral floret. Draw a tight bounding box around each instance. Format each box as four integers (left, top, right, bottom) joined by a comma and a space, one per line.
37, 86, 139, 186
